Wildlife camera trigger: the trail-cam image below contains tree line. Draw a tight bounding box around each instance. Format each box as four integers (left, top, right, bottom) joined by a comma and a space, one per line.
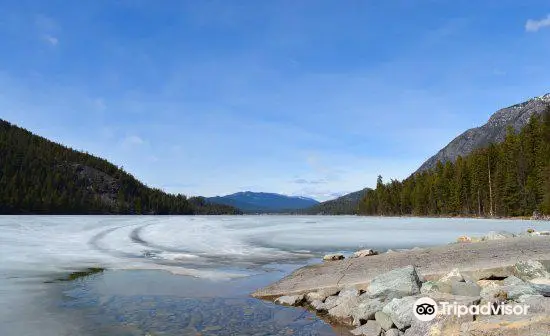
358, 107, 550, 217
0, 119, 240, 215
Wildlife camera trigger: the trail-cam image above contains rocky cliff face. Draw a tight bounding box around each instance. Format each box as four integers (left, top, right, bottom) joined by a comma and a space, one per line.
417, 93, 550, 173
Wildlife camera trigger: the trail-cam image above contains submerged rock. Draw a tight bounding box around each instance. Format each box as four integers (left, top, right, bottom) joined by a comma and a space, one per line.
323, 253, 345, 261
274, 295, 304, 306
367, 265, 421, 300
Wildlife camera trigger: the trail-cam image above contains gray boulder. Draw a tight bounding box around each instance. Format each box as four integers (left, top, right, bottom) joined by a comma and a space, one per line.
528, 278, 550, 296
504, 275, 525, 286
367, 266, 422, 300
480, 286, 508, 304
384, 329, 400, 336
477, 279, 503, 289
483, 231, 515, 241
310, 299, 326, 311
339, 287, 361, 298
305, 287, 339, 302
323, 253, 345, 261
518, 295, 550, 313
351, 298, 385, 326
438, 268, 464, 283
420, 281, 439, 294
480, 277, 538, 302
352, 249, 379, 258
327, 289, 362, 324
323, 295, 340, 310
274, 295, 304, 306
405, 313, 474, 336
350, 320, 382, 336
451, 281, 481, 297
514, 260, 550, 280
374, 311, 394, 331
506, 283, 539, 301
422, 280, 452, 294
382, 296, 417, 330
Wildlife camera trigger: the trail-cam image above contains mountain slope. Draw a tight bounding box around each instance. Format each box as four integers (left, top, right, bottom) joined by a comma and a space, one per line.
207, 191, 319, 212
301, 188, 371, 215
359, 107, 550, 217
417, 93, 550, 172
0, 119, 240, 215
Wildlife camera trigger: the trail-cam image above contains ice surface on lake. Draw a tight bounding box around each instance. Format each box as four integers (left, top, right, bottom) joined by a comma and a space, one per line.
1, 215, 549, 280
1, 215, 549, 336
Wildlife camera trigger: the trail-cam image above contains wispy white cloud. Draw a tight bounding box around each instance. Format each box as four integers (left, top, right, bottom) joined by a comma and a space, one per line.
525, 14, 550, 32
43, 34, 58, 46
292, 178, 327, 185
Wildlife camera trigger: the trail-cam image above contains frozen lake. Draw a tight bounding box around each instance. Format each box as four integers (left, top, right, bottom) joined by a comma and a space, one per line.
1, 215, 548, 335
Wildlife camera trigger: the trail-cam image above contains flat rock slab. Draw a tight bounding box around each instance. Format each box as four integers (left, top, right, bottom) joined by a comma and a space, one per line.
252, 236, 550, 298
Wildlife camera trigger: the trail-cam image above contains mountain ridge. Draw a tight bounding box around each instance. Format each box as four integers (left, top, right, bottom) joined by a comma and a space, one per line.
207, 191, 319, 213
416, 93, 550, 172
301, 188, 371, 215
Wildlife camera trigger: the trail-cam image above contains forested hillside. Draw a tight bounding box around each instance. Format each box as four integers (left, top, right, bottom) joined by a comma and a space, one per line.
358, 107, 550, 217
301, 188, 370, 215
0, 119, 240, 215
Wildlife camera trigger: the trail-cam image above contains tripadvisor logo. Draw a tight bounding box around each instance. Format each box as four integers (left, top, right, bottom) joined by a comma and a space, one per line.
413, 297, 530, 322
413, 297, 438, 321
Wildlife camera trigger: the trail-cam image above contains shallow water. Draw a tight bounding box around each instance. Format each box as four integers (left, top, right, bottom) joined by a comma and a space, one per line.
1, 215, 548, 335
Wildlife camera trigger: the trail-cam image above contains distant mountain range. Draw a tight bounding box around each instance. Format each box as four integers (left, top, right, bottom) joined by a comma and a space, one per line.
207, 192, 319, 213
417, 93, 550, 172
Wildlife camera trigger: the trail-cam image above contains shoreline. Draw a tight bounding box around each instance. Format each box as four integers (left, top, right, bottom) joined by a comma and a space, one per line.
253, 231, 550, 335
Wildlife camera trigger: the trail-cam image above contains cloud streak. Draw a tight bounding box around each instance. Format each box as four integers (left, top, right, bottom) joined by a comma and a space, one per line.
43, 35, 58, 46
525, 14, 550, 32
292, 178, 327, 185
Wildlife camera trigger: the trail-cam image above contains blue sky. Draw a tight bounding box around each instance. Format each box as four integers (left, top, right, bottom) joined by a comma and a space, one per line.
1, 1, 549, 201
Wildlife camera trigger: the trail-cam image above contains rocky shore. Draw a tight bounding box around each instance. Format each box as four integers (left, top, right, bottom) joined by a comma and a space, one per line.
253, 230, 550, 335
